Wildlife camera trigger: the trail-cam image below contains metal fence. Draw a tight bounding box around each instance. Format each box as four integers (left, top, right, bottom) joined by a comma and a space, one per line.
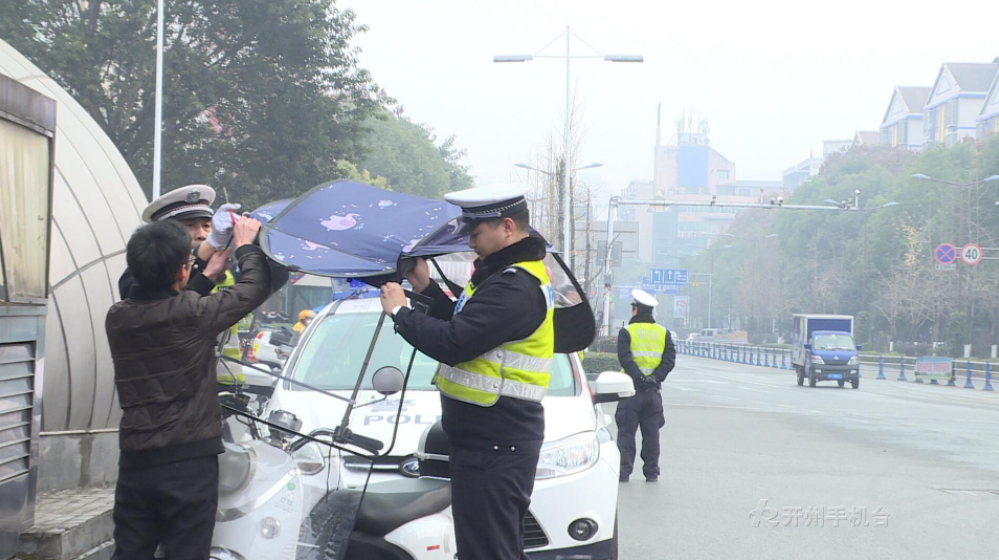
674, 341, 995, 391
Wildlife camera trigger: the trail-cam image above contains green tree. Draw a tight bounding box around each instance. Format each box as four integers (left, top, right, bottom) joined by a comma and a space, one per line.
1, 0, 384, 207
356, 111, 473, 199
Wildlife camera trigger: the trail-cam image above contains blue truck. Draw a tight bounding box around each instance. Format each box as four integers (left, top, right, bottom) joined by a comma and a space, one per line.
791, 314, 861, 388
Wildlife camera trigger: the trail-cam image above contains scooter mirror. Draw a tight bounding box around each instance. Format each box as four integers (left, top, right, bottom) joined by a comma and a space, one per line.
372, 366, 405, 396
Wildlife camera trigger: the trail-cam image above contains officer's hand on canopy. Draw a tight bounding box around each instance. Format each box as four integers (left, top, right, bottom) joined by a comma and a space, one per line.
206, 203, 243, 250
380, 282, 407, 314
406, 258, 430, 292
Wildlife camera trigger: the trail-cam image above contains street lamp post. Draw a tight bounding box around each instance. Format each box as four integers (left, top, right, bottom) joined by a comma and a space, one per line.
496, 28, 642, 262
515, 162, 602, 270
152, 0, 165, 199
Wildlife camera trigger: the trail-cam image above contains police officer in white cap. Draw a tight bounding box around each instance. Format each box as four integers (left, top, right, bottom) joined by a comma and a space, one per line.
380, 184, 554, 560
119, 185, 242, 299
616, 289, 675, 482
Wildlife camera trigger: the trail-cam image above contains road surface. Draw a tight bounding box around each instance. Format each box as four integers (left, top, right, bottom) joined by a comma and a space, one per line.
611, 355, 999, 559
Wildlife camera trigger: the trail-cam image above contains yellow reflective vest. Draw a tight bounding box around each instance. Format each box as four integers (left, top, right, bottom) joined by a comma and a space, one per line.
212, 270, 245, 385
622, 323, 668, 376
435, 260, 555, 407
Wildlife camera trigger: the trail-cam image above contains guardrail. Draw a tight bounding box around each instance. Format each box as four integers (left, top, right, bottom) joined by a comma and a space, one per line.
675, 341, 995, 392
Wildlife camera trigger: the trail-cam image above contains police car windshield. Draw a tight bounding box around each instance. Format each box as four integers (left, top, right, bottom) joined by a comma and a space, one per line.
289, 311, 577, 395
813, 334, 855, 351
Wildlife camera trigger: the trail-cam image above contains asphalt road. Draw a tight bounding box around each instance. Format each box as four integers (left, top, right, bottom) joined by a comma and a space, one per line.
609, 355, 999, 559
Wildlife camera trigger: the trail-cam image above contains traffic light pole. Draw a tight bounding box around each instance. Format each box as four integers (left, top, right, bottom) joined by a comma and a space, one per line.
599, 197, 859, 337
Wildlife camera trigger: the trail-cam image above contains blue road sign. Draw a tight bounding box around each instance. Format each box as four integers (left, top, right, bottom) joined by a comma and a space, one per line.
935, 243, 956, 265
647, 268, 689, 286
642, 283, 678, 295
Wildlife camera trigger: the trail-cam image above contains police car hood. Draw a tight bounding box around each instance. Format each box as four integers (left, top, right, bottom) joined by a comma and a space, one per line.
267, 388, 595, 454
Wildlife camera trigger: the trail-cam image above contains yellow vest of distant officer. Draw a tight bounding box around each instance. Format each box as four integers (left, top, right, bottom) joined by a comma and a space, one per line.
623, 323, 668, 376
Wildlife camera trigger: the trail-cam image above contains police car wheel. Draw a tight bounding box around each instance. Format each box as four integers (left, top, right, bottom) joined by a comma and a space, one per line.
851, 379, 860, 389
837, 380, 845, 388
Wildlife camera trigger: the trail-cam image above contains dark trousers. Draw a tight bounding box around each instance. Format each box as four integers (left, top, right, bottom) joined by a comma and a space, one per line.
111, 455, 220, 560
616, 389, 665, 479
449, 446, 539, 560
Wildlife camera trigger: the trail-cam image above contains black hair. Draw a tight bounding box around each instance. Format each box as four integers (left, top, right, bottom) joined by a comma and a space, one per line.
483, 207, 530, 233
126, 221, 192, 291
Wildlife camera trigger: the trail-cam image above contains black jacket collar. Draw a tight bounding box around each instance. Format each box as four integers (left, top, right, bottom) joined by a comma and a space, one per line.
629, 314, 656, 325
470, 234, 546, 286
130, 286, 179, 302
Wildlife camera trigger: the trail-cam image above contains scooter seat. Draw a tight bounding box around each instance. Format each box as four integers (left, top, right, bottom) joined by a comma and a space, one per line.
353, 478, 452, 535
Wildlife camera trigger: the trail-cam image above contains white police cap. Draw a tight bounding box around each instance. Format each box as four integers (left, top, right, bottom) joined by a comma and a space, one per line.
444, 184, 530, 234
631, 289, 658, 308
141, 184, 216, 223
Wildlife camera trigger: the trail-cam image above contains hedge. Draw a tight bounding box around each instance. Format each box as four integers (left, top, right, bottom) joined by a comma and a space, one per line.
580, 352, 621, 374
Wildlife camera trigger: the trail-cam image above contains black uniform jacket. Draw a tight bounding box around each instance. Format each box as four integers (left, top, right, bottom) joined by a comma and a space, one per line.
617, 314, 677, 388
392, 235, 550, 453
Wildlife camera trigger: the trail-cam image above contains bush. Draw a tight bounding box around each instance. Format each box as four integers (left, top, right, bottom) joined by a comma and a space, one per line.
581, 352, 621, 375
590, 336, 618, 354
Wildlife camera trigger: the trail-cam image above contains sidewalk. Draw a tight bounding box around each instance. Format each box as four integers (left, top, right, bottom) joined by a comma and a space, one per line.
17, 488, 115, 560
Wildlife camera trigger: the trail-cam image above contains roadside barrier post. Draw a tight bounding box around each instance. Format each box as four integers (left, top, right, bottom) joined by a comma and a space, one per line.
963, 360, 975, 389
877, 355, 886, 380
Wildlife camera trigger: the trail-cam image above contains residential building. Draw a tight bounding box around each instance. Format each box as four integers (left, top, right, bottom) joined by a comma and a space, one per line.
923, 60, 999, 148
782, 156, 823, 192
852, 130, 881, 148
978, 70, 999, 141
823, 139, 852, 157
880, 86, 931, 149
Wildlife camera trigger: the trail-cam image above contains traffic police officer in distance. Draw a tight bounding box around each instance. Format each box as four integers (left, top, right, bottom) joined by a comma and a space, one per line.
380, 184, 554, 560
616, 289, 675, 482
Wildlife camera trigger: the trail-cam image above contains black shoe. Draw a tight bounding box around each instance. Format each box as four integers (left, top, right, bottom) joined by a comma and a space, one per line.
620, 476, 630, 483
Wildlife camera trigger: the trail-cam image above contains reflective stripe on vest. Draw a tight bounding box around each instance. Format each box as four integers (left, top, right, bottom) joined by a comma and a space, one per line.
435, 260, 555, 407
622, 323, 668, 377
213, 271, 245, 384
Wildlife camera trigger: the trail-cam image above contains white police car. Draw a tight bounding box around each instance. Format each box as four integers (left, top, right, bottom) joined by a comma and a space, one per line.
226, 296, 633, 559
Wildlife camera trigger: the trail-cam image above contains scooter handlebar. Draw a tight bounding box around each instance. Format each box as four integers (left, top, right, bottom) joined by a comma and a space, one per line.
338, 428, 384, 453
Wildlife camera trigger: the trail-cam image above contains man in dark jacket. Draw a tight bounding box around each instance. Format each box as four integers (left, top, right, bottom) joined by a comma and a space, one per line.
105, 217, 271, 559
616, 289, 676, 483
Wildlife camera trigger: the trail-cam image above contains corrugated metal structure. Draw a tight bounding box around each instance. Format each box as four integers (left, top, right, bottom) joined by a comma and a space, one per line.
0, 72, 55, 560
0, 38, 147, 435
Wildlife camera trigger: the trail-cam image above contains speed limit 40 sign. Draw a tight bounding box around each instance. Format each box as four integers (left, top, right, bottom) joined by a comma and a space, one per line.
961, 243, 982, 266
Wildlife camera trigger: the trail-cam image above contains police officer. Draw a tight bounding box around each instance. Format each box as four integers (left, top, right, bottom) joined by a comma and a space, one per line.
379, 184, 553, 560
119, 184, 242, 299
616, 289, 676, 482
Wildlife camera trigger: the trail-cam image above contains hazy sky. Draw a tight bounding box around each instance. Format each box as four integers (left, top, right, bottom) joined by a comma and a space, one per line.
344, 0, 999, 202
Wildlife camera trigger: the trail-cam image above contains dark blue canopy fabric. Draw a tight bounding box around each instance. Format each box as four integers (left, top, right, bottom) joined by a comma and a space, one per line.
258, 181, 595, 351
259, 181, 464, 278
